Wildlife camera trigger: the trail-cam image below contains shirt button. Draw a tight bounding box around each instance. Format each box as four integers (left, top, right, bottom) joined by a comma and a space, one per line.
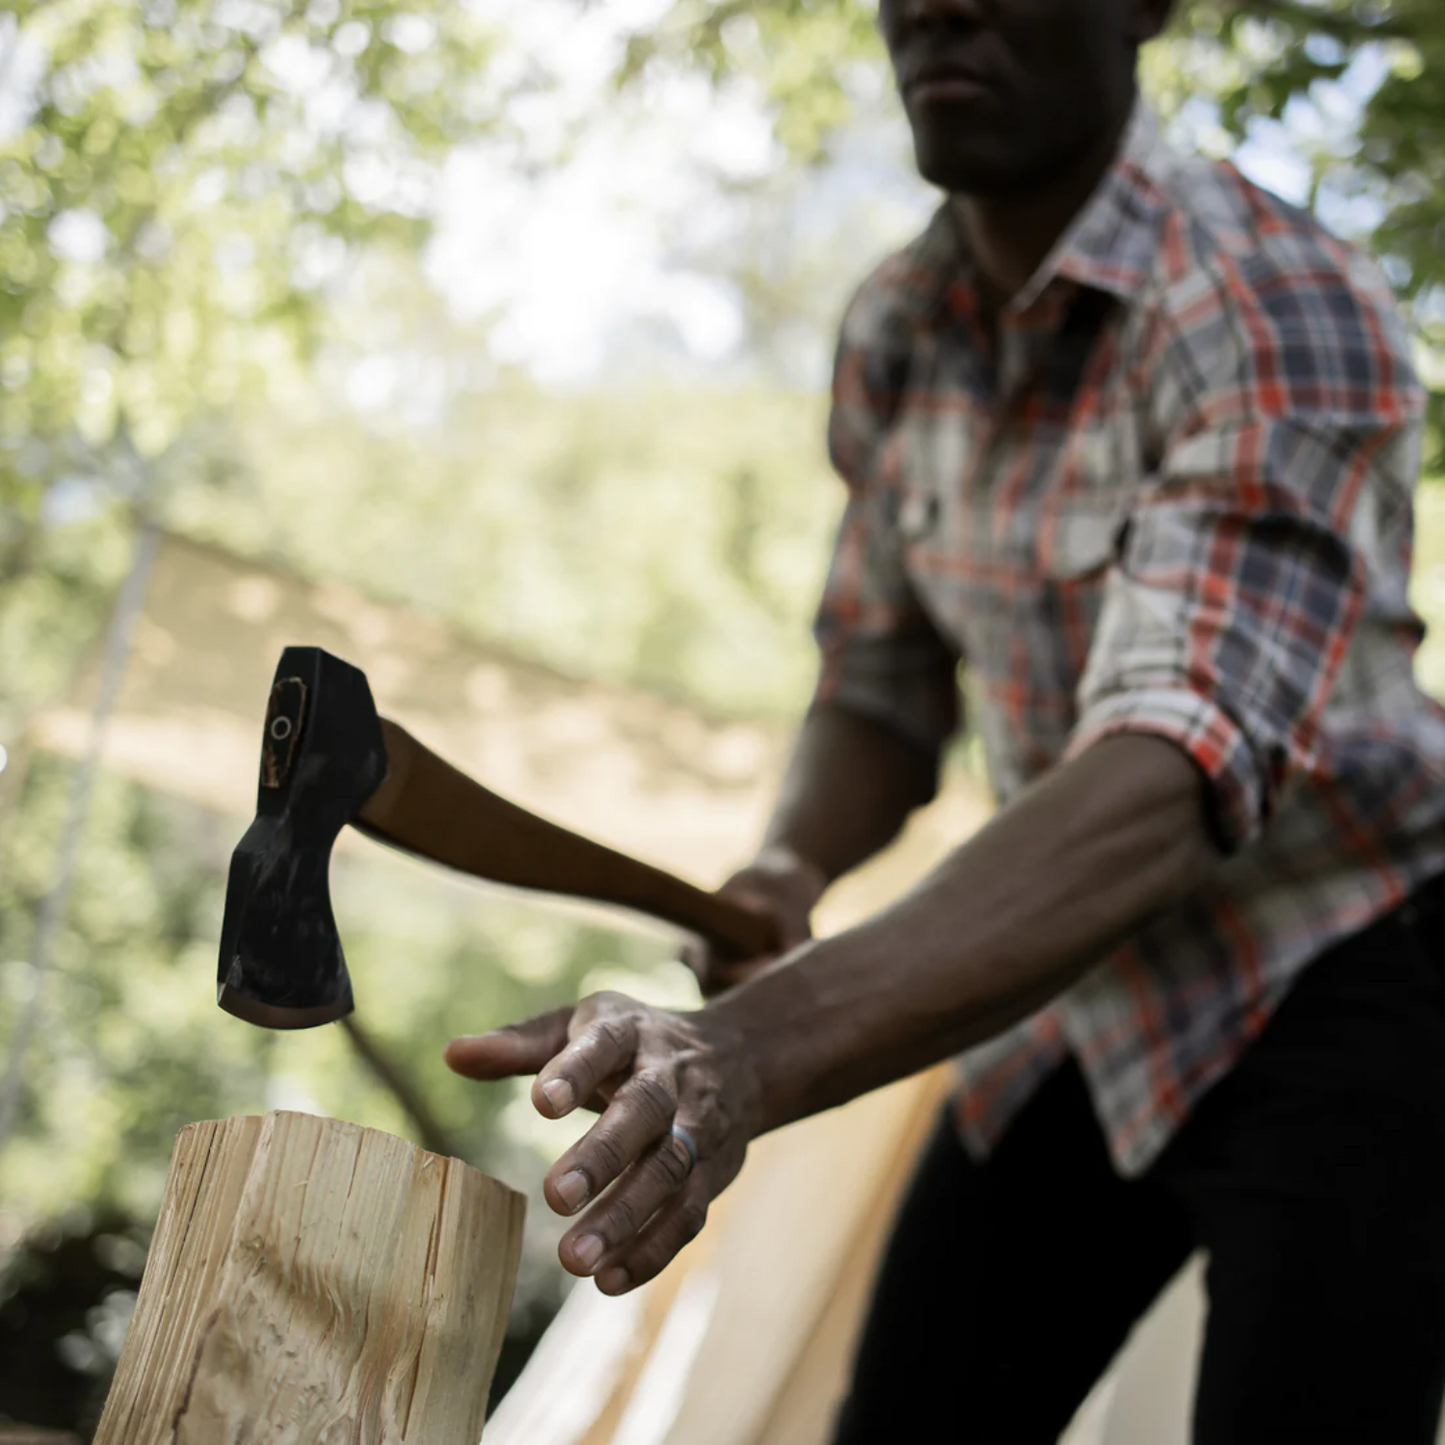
899, 493, 940, 541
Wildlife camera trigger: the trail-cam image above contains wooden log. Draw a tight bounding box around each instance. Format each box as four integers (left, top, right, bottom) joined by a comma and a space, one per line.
93, 1111, 525, 1445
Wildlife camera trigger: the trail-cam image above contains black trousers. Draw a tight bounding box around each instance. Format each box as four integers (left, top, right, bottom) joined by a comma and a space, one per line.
833, 876, 1445, 1444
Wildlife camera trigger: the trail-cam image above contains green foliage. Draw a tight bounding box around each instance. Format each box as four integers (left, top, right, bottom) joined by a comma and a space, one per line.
617, 0, 885, 162
0, 0, 503, 735
0, 0, 499, 481
173, 373, 843, 720
0, 503, 137, 725
0, 756, 261, 1222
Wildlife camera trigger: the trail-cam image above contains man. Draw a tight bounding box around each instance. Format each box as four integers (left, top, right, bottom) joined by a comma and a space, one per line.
446, 0, 1445, 1438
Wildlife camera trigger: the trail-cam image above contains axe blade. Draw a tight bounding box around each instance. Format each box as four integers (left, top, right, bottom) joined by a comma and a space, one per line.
217, 646, 387, 1029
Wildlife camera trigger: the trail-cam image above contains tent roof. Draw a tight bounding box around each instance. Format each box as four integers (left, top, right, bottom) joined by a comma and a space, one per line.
31, 534, 788, 885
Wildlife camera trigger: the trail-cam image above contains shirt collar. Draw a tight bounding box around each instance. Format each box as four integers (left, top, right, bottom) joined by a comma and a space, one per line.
917, 98, 1174, 320
1018, 99, 1173, 311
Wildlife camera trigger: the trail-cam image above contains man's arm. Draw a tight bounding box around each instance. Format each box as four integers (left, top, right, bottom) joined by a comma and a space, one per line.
693, 704, 941, 992
761, 704, 940, 887
691, 263, 963, 990
716, 732, 1219, 1131
446, 731, 1220, 1294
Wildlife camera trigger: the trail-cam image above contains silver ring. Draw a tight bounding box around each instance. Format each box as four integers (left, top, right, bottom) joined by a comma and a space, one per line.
669, 1122, 698, 1175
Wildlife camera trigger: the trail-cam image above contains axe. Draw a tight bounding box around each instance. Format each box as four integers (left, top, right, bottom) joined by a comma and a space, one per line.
217, 646, 779, 1028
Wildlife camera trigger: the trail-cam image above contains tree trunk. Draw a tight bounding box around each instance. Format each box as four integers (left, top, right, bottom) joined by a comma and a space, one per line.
94, 1111, 525, 1445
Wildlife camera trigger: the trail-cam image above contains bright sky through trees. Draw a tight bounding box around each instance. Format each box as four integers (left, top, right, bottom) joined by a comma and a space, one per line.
416, 0, 1396, 391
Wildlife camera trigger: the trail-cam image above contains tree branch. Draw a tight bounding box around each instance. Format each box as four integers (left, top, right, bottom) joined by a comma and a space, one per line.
340, 1014, 463, 1160
1234, 0, 1416, 44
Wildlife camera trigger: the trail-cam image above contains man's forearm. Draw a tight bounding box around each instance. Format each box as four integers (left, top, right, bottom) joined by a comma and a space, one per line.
762, 704, 941, 886
716, 734, 1223, 1133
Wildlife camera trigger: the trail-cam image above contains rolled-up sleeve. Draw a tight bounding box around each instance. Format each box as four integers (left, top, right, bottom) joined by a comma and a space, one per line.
1064, 242, 1425, 852
811, 279, 961, 757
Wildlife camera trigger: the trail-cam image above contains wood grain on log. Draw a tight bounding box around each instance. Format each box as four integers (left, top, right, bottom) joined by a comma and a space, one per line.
94, 1111, 525, 1445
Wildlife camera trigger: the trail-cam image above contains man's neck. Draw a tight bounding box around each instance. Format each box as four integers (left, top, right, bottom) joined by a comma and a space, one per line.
949, 102, 1135, 305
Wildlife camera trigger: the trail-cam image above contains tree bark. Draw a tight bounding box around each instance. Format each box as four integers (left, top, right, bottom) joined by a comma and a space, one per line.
94, 1111, 525, 1445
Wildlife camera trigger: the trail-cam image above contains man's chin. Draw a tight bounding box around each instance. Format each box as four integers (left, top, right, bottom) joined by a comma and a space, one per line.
912, 138, 1037, 199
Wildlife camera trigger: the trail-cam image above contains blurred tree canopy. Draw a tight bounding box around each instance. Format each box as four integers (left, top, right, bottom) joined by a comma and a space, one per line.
0, 0, 499, 471
0, 0, 501, 724
178, 372, 839, 721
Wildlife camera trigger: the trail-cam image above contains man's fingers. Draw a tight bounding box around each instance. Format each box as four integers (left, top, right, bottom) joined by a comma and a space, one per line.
557, 1128, 696, 1278
443, 1008, 574, 1080
451, 990, 734, 1295
545, 1069, 679, 1216
594, 1177, 712, 1294
532, 1011, 640, 1119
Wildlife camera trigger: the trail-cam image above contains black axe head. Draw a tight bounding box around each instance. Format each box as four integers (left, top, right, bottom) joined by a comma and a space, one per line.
217, 646, 387, 1028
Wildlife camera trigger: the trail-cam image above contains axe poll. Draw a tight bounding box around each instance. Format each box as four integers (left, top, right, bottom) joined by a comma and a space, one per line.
217, 646, 780, 1029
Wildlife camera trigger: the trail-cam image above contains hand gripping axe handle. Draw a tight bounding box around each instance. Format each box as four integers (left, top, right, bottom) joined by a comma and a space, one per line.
217, 646, 781, 1028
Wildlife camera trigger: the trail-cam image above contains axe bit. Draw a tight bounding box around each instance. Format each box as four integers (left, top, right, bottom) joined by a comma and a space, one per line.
217, 647, 780, 1029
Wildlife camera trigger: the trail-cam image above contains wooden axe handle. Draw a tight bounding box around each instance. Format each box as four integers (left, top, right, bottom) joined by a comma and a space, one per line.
357, 720, 780, 960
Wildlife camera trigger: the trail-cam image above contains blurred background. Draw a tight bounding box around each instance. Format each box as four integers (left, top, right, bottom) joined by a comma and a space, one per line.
0, 0, 1441, 1437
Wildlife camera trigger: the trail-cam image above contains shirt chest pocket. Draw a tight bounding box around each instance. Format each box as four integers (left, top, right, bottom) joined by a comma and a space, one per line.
1036, 417, 1138, 581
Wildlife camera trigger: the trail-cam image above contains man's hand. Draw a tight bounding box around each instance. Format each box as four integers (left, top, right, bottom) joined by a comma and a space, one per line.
683, 845, 825, 996
443, 739, 1217, 1296
444, 992, 763, 1294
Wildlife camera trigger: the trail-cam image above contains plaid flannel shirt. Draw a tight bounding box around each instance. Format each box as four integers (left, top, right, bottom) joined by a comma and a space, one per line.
816, 102, 1445, 1175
